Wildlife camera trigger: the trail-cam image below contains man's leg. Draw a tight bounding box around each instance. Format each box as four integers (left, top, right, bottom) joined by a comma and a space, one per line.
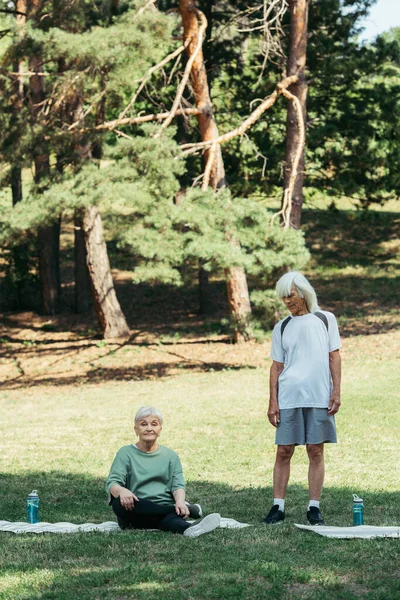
306, 443, 326, 525
263, 444, 295, 524
306, 442, 325, 500
273, 444, 295, 498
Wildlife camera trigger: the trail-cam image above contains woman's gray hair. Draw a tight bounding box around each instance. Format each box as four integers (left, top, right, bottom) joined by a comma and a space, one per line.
134, 406, 163, 425
276, 271, 320, 313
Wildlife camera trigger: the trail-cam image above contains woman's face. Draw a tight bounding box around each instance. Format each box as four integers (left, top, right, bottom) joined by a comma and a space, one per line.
134, 415, 162, 443
281, 285, 308, 316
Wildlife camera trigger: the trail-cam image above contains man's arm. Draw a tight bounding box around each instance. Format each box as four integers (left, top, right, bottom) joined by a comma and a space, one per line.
328, 350, 341, 415
268, 360, 284, 427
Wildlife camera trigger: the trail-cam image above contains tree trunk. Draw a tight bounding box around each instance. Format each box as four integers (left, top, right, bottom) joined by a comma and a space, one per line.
198, 264, 213, 315
282, 0, 309, 229
38, 219, 61, 315
179, 0, 251, 340
10, 166, 32, 308
82, 205, 130, 340
179, 0, 225, 190
74, 210, 91, 313
28, 2, 61, 314
69, 102, 92, 314
9, 0, 32, 308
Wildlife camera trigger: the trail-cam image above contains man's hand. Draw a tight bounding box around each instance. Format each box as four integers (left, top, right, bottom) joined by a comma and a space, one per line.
268, 401, 280, 427
119, 489, 139, 511
328, 393, 341, 415
175, 501, 190, 518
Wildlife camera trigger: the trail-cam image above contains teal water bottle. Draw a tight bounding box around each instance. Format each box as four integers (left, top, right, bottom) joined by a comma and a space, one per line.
352, 494, 364, 526
26, 490, 40, 524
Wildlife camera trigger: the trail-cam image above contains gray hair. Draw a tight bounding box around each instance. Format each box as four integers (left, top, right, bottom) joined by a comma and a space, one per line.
134, 406, 163, 425
276, 271, 320, 313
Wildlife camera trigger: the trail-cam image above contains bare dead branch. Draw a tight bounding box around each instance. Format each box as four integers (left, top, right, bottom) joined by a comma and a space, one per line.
86, 107, 201, 133
201, 142, 218, 190
114, 129, 133, 140
10, 71, 49, 76
213, 0, 288, 84
136, 0, 157, 16
270, 87, 305, 228
154, 8, 208, 137
118, 41, 189, 122
0, 8, 26, 16
180, 75, 298, 156
68, 89, 107, 131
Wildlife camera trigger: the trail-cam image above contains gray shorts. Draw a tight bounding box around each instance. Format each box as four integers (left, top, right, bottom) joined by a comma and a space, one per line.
275, 408, 337, 446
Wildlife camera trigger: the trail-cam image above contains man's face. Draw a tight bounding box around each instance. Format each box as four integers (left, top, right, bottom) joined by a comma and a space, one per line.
281, 285, 308, 316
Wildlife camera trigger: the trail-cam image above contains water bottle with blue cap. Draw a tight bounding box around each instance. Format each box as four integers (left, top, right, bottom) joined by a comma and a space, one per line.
352, 494, 364, 526
26, 490, 40, 524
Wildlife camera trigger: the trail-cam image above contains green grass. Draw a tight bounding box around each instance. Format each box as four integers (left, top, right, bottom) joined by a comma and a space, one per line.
0, 354, 399, 600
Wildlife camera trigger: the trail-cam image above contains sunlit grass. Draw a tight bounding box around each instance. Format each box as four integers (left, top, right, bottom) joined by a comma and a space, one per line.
0, 341, 399, 599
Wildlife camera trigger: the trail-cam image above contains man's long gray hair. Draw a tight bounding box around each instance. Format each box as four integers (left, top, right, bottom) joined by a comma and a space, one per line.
276, 271, 320, 313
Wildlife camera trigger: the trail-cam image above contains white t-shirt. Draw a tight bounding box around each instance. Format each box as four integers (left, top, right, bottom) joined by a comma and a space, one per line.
270, 311, 342, 410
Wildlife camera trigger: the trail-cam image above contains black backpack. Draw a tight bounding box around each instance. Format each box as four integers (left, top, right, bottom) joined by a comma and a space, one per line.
280, 311, 328, 338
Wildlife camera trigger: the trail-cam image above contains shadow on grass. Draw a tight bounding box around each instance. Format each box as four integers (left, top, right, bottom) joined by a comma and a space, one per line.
302, 209, 400, 269
1, 470, 399, 528
0, 361, 256, 390
1, 471, 400, 600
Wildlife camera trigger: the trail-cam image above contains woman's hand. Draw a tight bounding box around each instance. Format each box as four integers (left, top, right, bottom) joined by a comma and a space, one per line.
173, 488, 189, 518
119, 488, 139, 511
175, 500, 190, 518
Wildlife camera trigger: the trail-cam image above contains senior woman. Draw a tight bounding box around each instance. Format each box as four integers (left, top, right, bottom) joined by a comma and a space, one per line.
106, 406, 221, 537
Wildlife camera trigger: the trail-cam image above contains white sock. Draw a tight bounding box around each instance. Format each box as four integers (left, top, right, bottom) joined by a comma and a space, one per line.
308, 500, 320, 510
274, 498, 285, 512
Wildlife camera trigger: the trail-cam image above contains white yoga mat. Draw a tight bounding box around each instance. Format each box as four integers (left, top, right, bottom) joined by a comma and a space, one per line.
0, 517, 250, 535
295, 524, 400, 539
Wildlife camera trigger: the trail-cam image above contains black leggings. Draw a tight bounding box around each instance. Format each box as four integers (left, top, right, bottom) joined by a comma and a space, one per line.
111, 496, 191, 534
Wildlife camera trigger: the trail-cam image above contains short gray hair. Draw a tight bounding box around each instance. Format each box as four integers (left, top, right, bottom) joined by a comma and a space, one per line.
134, 406, 163, 425
276, 271, 320, 313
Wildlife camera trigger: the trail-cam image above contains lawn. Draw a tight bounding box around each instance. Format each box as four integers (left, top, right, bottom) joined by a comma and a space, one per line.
0, 344, 399, 600
0, 205, 399, 599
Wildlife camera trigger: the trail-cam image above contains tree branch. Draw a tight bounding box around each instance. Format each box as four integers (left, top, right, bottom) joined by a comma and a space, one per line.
180, 74, 298, 156
118, 41, 189, 122
89, 107, 202, 132
271, 86, 305, 228
0, 8, 26, 16
154, 8, 208, 137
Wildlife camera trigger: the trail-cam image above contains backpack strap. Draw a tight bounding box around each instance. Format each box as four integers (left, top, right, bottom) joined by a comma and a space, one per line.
280, 311, 328, 339
280, 316, 292, 337
314, 311, 329, 331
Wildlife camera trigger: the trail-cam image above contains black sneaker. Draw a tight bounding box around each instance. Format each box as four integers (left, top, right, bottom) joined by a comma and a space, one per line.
262, 504, 285, 525
307, 506, 326, 525
185, 502, 203, 519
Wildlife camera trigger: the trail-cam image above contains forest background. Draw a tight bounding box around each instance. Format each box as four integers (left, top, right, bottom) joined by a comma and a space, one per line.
0, 0, 398, 347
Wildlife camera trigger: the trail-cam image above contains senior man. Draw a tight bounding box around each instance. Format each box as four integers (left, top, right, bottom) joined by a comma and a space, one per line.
263, 271, 341, 525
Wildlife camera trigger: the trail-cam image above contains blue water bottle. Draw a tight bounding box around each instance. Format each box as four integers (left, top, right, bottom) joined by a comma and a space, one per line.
352, 494, 364, 526
26, 490, 40, 524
